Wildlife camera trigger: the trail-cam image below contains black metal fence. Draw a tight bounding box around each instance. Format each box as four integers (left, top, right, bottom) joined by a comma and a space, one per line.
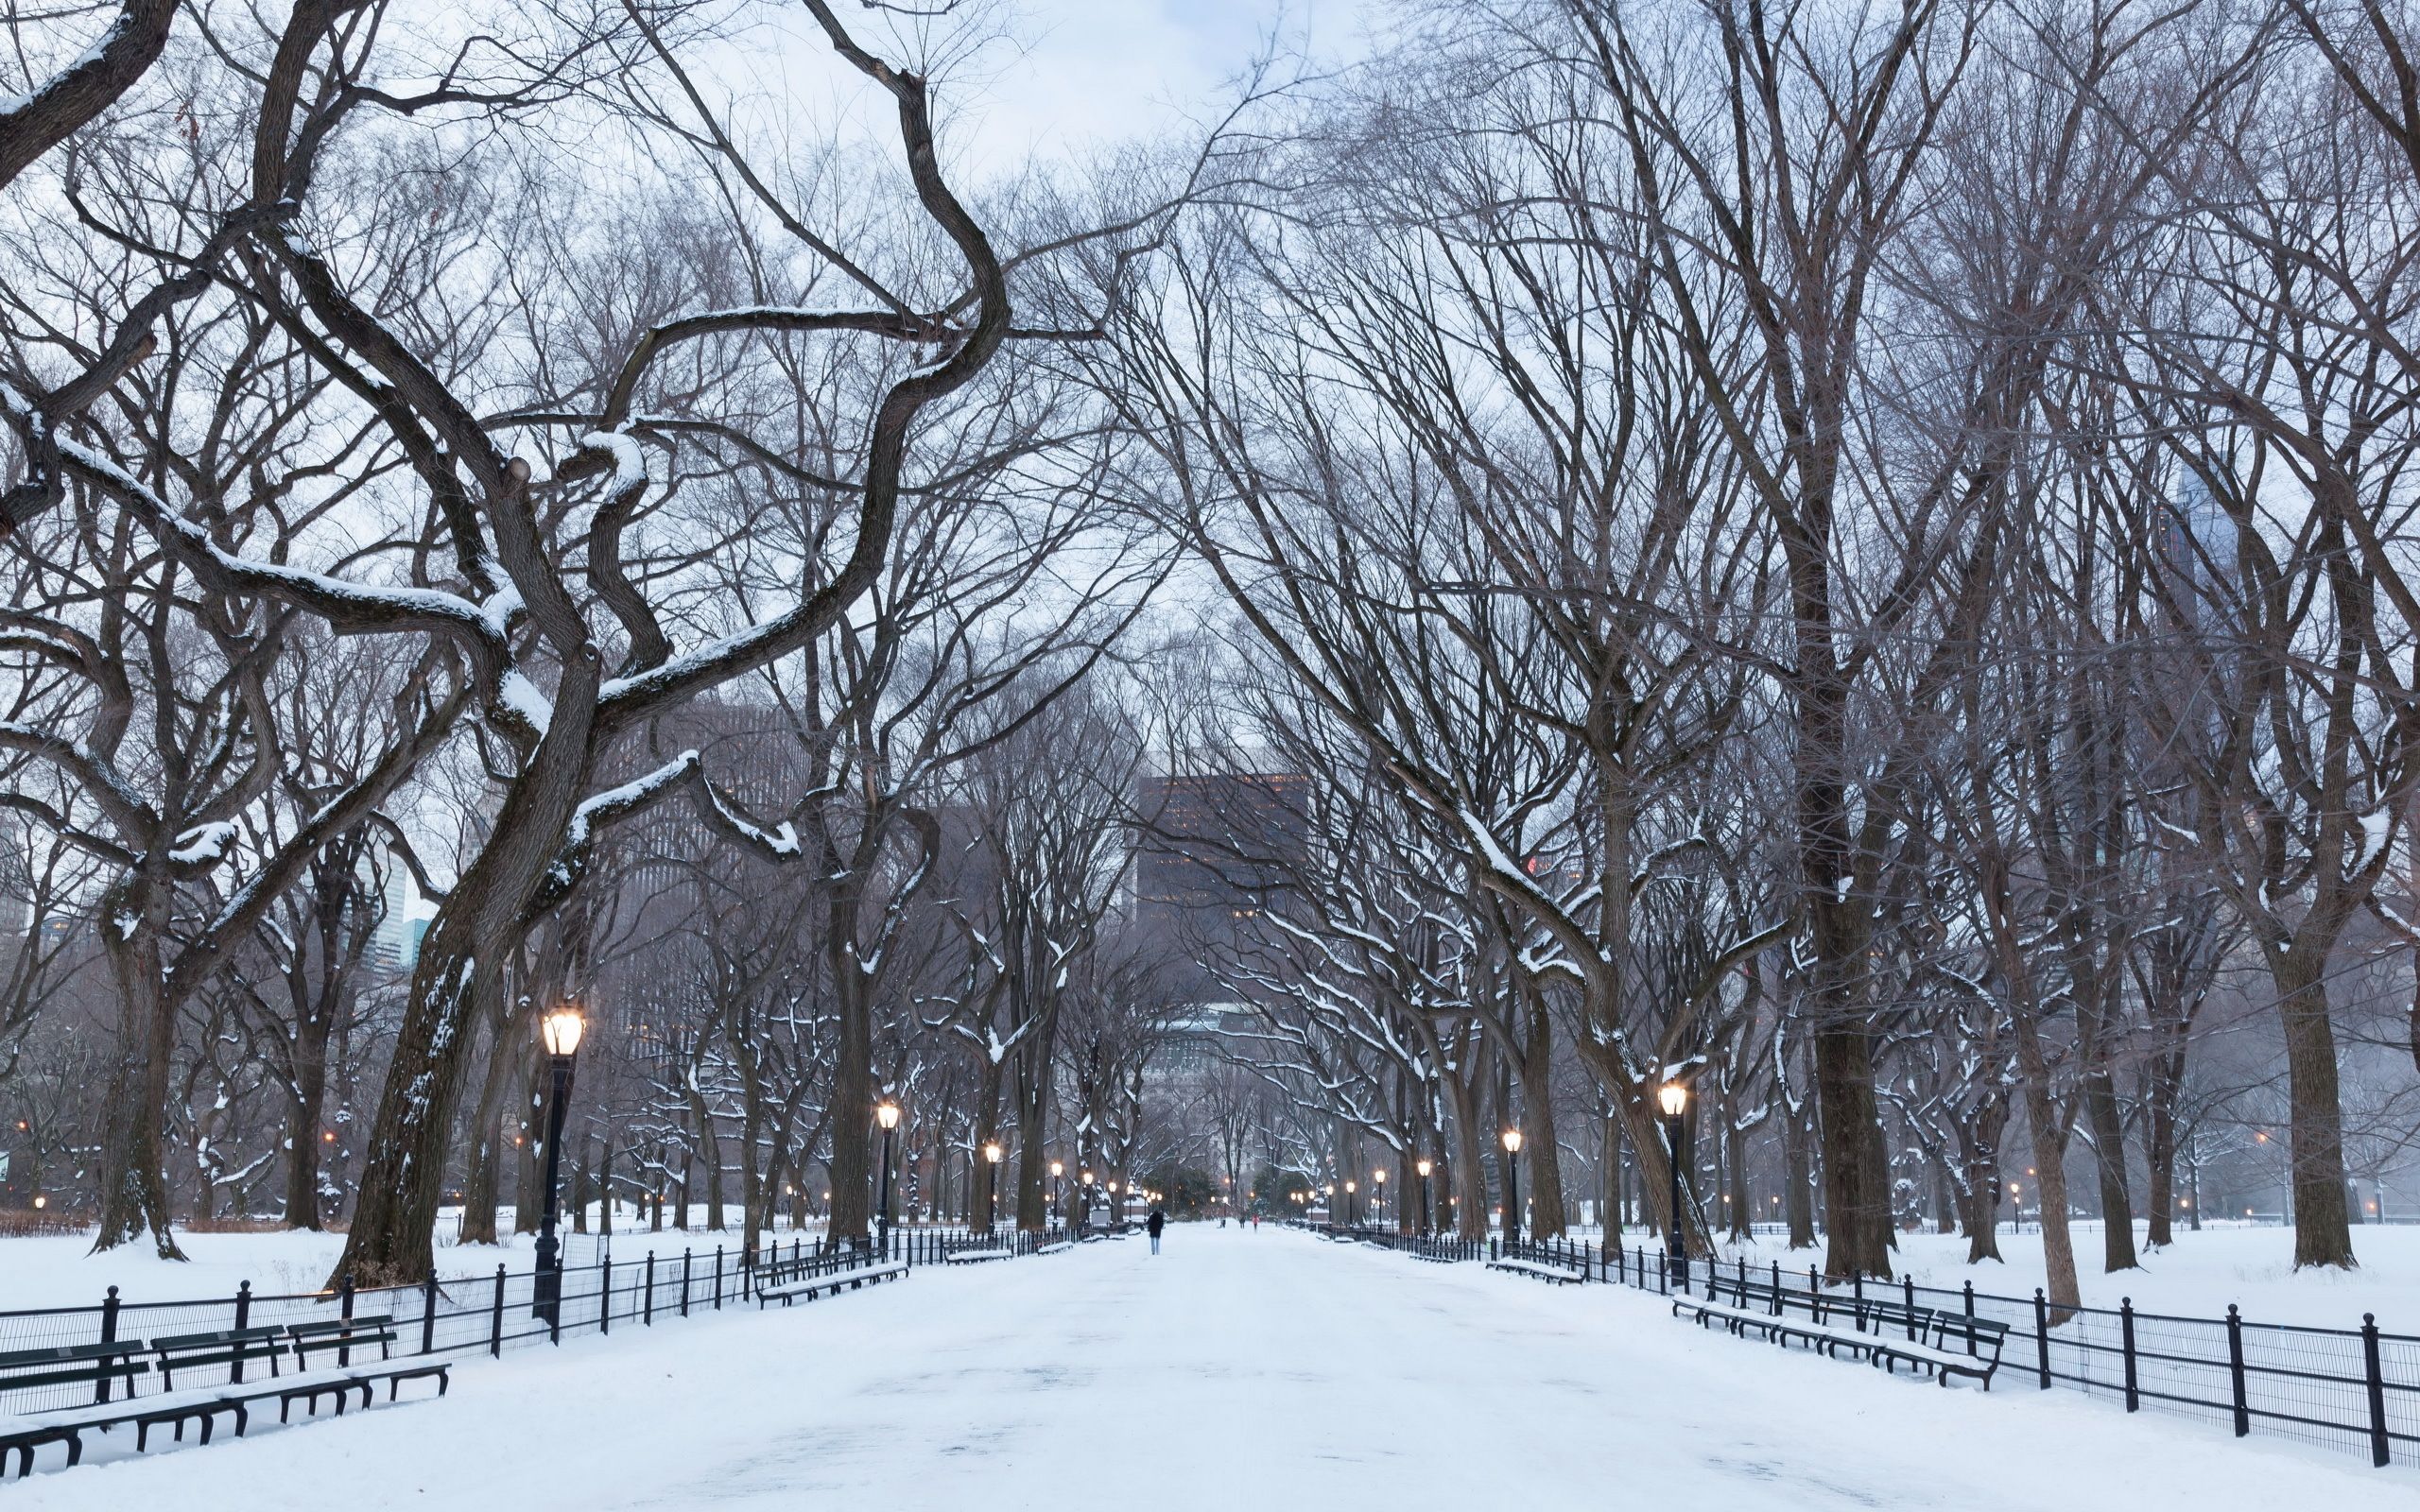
1311, 1223, 2417, 1470
0, 1223, 1068, 1422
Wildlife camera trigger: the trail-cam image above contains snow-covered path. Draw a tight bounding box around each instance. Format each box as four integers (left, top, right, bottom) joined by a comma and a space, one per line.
12, 1226, 2413, 1510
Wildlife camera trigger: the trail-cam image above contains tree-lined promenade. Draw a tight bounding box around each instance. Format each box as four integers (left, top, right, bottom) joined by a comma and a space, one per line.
0, 0, 2416, 1328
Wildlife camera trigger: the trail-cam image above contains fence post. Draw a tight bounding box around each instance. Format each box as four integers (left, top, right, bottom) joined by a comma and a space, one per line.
232, 1280, 252, 1384
2033, 1289, 2051, 1389
600, 1252, 613, 1336
95, 1286, 120, 1404
2225, 1304, 2249, 1436
682, 1249, 692, 1318
1962, 1280, 1977, 1356
338, 1273, 356, 1366
1772, 1262, 1783, 1317
644, 1252, 656, 1327
1903, 1277, 1917, 1340
423, 1272, 440, 1355
1851, 1269, 1864, 1329
715, 1245, 724, 1311
491, 1264, 506, 1358
1657, 1249, 1668, 1296
2362, 1314, 2390, 1467
2119, 1297, 2139, 1412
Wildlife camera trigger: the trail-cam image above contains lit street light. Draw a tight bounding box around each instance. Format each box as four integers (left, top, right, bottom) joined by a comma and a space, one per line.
1344, 1178, 1357, 1228
1658, 1080, 1689, 1276
1051, 1160, 1064, 1231
532, 1005, 585, 1328
1501, 1127, 1524, 1246
1415, 1157, 1433, 1235
875, 1100, 902, 1257
983, 1142, 1004, 1233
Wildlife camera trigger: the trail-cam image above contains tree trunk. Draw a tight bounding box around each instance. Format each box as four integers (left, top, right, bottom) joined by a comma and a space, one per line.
1959, 1094, 2007, 1263
457, 1002, 523, 1246
1813, 1026, 1891, 1278
2014, 1015, 2081, 1320
1602, 1111, 1624, 1246
284, 982, 334, 1231
824, 902, 874, 1247
1784, 1093, 1817, 1249
2081, 1048, 2138, 1272
1727, 1108, 1754, 1241
92, 880, 185, 1260
2273, 946, 2356, 1268
1515, 1012, 1569, 1238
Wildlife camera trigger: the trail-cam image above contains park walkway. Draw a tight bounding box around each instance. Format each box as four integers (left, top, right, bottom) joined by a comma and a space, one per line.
12, 1227, 2413, 1511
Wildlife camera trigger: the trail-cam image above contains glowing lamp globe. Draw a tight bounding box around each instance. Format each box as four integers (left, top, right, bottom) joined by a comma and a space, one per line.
540, 1006, 585, 1057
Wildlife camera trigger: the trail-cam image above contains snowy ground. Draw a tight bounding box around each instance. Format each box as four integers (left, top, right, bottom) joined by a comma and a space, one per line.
8, 1226, 2411, 1510
1567, 1221, 2420, 1330
1, 1208, 821, 1309
14, 1216, 2416, 1332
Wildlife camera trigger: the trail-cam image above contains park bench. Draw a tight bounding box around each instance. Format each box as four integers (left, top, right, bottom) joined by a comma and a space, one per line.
1488, 1257, 1584, 1285
755, 1254, 907, 1307
138, 1327, 289, 1448
1867, 1311, 2009, 1389
283, 1314, 452, 1415
0, 1341, 148, 1478
142, 1318, 450, 1451
944, 1246, 1013, 1263
1672, 1282, 2005, 1388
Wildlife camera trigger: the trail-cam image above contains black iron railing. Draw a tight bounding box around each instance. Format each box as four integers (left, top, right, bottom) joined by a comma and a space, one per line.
0, 1222, 1070, 1423
1301, 1222, 2416, 1470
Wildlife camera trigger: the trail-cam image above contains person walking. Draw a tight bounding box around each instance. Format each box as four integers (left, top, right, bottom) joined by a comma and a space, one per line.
1147, 1205, 1167, 1254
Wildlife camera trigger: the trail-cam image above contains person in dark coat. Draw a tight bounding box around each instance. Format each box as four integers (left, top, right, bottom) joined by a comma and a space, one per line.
1147, 1206, 1167, 1254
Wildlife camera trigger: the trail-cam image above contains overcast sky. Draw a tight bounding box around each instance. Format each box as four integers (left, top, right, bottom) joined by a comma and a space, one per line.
732, 0, 1386, 180
964, 1, 1374, 163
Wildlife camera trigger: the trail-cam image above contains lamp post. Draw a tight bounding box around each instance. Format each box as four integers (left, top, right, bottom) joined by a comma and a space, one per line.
1344, 1179, 1357, 1228
1501, 1127, 1524, 1246
532, 1005, 585, 1326
1050, 1160, 1064, 1232
1374, 1167, 1387, 1229
1080, 1168, 1094, 1232
1658, 1080, 1689, 1274
982, 1142, 1004, 1234
1415, 1157, 1433, 1235
874, 1100, 902, 1257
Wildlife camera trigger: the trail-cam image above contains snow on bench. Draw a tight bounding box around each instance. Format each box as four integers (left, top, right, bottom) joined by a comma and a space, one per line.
1488, 1258, 1584, 1285
757, 1260, 907, 1306
1673, 1289, 2006, 1388
944, 1247, 1014, 1264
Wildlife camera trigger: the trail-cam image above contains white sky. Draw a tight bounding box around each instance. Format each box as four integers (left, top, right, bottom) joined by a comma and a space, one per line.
959, 1, 1374, 164
728, 0, 1387, 180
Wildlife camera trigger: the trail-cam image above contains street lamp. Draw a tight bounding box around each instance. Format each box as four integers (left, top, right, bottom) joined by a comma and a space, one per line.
532, 1005, 585, 1328
1374, 1167, 1387, 1228
983, 1142, 1004, 1233
1345, 1178, 1357, 1228
1501, 1127, 1524, 1246
1415, 1157, 1434, 1234
874, 1100, 902, 1257
1657, 1079, 1689, 1275
1050, 1160, 1064, 1230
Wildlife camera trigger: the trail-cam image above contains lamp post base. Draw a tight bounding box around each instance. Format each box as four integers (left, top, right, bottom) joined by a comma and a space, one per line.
532, 1233, 562, 1324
